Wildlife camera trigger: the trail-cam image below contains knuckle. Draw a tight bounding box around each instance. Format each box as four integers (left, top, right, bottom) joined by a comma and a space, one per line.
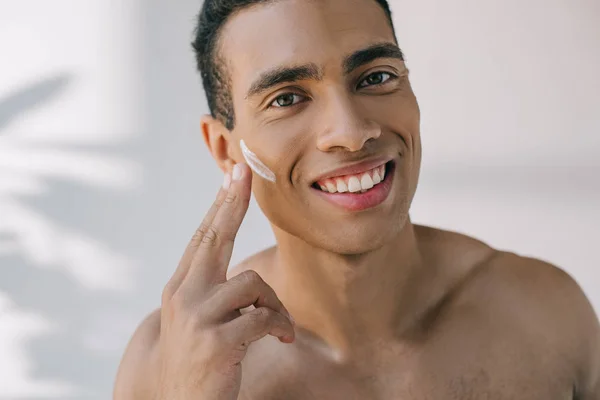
249, 307, 273, 325
241, 269, 263, 287
168, 300, 211, 332
193, 224, 209, 242
224, 192, 238, 204
167, 290, 191, 316
200, 225, 220, 247
196, 222, 215, 242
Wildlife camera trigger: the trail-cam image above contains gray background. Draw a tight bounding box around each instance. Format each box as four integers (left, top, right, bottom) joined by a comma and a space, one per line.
0, 0, 598, 398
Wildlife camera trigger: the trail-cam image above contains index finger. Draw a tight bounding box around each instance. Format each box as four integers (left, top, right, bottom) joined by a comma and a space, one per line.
163, 174, 231, 299
182, 163, 253, 290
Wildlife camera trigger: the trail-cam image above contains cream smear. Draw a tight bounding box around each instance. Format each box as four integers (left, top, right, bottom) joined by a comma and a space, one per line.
240, 139, 276, 183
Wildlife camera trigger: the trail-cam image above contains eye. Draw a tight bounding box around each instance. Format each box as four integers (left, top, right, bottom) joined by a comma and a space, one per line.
270, 93, 305, 108
358, 71, 395, 88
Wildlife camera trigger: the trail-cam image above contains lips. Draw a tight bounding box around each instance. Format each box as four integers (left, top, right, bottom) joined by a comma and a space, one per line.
311, 160, 395, 212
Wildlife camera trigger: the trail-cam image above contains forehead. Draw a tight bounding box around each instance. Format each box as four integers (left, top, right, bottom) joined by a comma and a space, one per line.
218, 0, 396, 90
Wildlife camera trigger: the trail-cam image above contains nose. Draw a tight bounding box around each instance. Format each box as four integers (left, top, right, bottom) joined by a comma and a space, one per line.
316, 94, 382, 152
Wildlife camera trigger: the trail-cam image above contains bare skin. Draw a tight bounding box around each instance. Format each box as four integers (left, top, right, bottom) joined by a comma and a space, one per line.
114, 0, 600, 398
114, 167, 599, 399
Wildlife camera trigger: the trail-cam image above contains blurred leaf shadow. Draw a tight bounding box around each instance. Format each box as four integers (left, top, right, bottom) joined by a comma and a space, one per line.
0, 74, 72, 132
0, 74, 137, 399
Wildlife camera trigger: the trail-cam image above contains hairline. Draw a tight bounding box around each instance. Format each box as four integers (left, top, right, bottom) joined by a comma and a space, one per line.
207, 0, 396, 130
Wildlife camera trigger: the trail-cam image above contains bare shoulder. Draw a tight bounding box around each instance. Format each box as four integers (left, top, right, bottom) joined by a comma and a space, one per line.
463, 250, 600, 395
419, 224, 599, 394
472, 250, 598, 332
419, 223, 598, 334
113, 309, 161, 400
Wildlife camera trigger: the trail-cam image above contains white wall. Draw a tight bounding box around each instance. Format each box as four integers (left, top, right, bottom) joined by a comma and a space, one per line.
0, 0, 597, 398
398, 0, 600, 313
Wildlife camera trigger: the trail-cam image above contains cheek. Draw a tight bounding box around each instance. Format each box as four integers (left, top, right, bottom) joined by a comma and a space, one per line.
371, 87, 420, 128
357, 78, 420, 129
244, 120, 315, 227
244, 116, 314, 180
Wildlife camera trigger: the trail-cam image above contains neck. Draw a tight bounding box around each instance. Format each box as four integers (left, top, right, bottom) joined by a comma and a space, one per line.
267, 218, 429, 360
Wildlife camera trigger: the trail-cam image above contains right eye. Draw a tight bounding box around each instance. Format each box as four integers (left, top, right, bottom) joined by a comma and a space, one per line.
270, 93, 306, 108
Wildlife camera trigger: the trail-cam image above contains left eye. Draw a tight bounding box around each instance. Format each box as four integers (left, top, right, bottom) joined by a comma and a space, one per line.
270, 93, 305, 108
358, 72, 393, 88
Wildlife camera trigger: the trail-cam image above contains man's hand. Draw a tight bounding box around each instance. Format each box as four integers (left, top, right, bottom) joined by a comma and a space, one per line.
156, 163, 295, 400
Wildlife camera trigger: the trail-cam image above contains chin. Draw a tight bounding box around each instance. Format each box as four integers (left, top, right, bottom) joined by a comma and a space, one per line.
304, 211, 410, 255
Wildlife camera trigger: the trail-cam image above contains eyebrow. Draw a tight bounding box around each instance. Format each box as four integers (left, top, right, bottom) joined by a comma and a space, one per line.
246, 64, 322, 99
343, 42, 404, 75
245, 42, 405, 99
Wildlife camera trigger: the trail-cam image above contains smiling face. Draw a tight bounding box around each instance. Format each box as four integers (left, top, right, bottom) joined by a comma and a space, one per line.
205, 0, 422, 254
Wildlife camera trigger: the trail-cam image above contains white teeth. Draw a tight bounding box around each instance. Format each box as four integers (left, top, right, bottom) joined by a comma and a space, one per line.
372, 170, 381, 184
360, 173, 374, 190
325, 182, 337, 193
348, 176, 361, 193
317, 163, 388, 194
336, 179, 348, 193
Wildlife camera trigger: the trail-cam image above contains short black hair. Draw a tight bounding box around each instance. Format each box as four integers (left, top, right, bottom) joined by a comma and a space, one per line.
191, 0, 395, 130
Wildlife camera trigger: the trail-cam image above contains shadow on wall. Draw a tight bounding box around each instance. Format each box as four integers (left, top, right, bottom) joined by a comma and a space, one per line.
0, 74, 143, 399
0, 75, 72, 131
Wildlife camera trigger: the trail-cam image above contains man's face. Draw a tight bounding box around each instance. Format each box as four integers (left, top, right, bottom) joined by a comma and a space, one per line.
218, 0, 421, 254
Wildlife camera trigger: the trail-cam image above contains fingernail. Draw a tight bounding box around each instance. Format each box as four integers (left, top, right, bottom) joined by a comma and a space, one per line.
289, 314, 296, 326
223, 173, 231, 189
232, 164, 243, 181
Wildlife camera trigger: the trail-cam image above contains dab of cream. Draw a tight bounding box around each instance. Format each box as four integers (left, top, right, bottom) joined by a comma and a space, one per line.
240, 139, 276, 183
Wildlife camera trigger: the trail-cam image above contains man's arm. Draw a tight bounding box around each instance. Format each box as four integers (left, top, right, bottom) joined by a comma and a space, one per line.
580, 318, 600, 399
544, 263, 600, 400
506, 255, 600, 399
113, 310, 161, 400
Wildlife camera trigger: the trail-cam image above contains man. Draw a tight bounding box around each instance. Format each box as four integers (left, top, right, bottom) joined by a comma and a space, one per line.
114, 0, 600, 398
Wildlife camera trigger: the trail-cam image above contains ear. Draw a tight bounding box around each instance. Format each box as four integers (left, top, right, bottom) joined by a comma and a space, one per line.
201, 114, 238, 174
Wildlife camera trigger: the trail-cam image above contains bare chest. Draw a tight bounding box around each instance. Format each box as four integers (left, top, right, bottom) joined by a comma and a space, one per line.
239, 331, 576, 400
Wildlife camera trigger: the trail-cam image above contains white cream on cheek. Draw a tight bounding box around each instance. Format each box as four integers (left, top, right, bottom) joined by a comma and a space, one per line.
240, 139, 276, 183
